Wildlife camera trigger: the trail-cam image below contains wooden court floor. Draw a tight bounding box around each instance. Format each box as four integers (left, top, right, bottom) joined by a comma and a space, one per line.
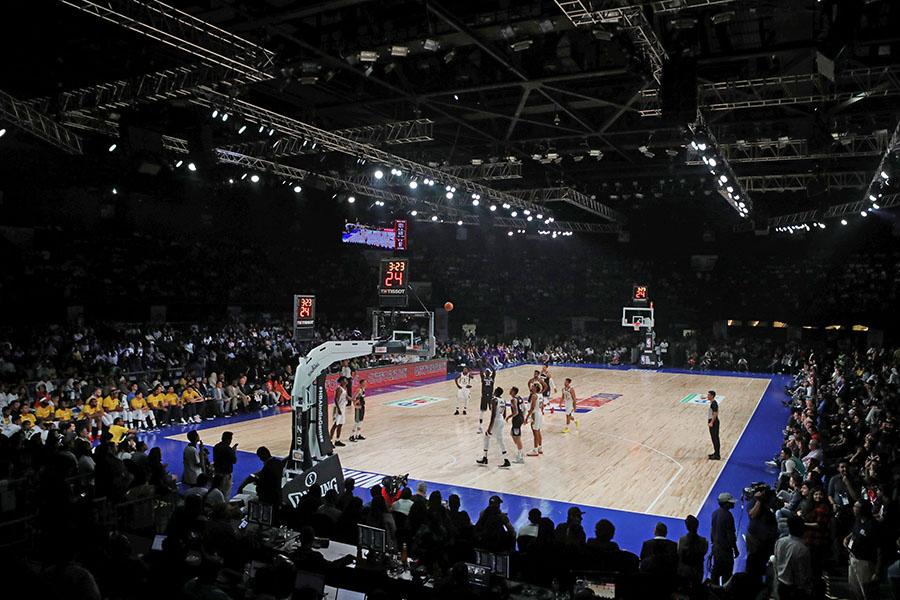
172, 366, 770, 518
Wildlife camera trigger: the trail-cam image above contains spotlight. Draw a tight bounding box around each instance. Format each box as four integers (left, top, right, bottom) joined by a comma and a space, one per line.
112, 188, 117, 195
472, 199, 480, 206
502, 203, 510, 209
187, 162, 197, 171
870, 195, 877, 202
222, 113, 229, 122
228, 178, 234, 184
536, 213, 543, 219
348, 196, 356, 203
238, 125, 247, 134
881, 171, 889, 180
108, 143, 117, 152
841, 219, 848, 225
268, 128, 275, 136
409, 180, 418, 189
691, 141, 699, 150
524, 210, 531, 215
697, 143, 707, 152
508, 231, 514, 236
719, 175, 728, 183
451, 186, 456, 192
374, 169, 384, 179
457, 220, 463, 226
489, 205, 497, 211
446, 192, 453, 199
726, 186, 734, 193
861, 210, 868, 217
708, 158, 717, 168
873, 203, 880, 209
510, 211, 518, 217
259, 125, 266, 133
431, 215, 438, 221
527, 215, 533, 221
212, 109, 218, 118
445, 185, 452, 191
0, 128, 5, 137
250, 174, 260, 183
410, 210, 418, 216
241, 173, 247, 180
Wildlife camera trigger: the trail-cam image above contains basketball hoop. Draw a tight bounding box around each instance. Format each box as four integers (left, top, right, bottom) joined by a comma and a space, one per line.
633, 322, 642, 332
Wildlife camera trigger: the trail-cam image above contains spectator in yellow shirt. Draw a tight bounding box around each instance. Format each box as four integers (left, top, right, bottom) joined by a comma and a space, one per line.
55, 399, 74, 424
129, 392, 157, 430
166, 385, 185, 424
34, 398, 55, 420
19, 406, 37, 428
81, 398, 105, 439
102, 390, 125, 425
181, 380, 204, 424
107, 417, 135, 445
147, 385, 168, 426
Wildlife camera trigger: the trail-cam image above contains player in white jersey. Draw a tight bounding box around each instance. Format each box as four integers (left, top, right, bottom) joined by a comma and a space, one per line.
330, 376, 349, 446
561, 378, 579, 433
476, 387, 511, 468
454, 367, 472, 415
524, 383, 544, 456
506, 386, 526, 463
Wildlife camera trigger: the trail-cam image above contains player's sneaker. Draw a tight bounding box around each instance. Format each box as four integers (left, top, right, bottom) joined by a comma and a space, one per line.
562, 427, 570, 434
476, 457, 488, 466
575, 420, 580, 430
499, 460, 511, 469
454, 409, 459, 415
335, 441, 346, 447
765, 460, 778, 467
463, 410, 467, 415
512, 456, 525, 464
476, 427, 483, 434
526, 449, 540, 457
356, 435, 366, 441
348, 436, 357, 442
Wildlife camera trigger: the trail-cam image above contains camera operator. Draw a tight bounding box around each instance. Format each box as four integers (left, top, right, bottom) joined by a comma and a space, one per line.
744, 483, 778, 579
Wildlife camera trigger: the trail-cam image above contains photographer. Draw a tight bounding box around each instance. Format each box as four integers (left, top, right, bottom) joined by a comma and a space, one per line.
745, 483, 778, 579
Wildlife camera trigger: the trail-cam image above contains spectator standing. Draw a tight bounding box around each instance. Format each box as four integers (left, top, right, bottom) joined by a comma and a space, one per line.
710, 492, 739, 585
773, 516, 812, 600
844, 500, 883, 600
183, 430, 203, 486
212, 431, 238, 498
677, 515, 708, 593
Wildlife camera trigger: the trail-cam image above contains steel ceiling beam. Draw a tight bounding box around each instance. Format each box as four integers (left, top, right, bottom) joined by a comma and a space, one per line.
439, 162, 523, 181
555, 0, 737, 25
0, 89, 84, 155
749, 194, 900, 231
58, 0, 275, 79
505, 187, 626, 223
685, 133, 890, 164
860, 120, 900, 206
738, 171, 870, 193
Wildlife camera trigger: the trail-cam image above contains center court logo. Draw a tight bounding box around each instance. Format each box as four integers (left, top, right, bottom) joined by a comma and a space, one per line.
383, 396, 446, 408
681, 393, 726, 405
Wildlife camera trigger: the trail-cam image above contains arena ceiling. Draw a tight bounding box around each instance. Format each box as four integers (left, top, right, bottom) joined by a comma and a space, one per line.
3, 0, 900, 234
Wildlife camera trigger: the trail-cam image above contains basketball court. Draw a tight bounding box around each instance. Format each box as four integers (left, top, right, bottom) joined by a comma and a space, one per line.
170, 364, 770, 519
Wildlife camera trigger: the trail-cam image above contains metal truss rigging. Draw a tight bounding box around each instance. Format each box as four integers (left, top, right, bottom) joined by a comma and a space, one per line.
0, 89, 84, 155
741, 194, 900, 231
226, 120, 435, 158
188, 88, 550, 215
860, 121, 900, 205
686, 134, 889, 164
505, 187, 626, 223
554, 0, 737, 25
738, 172, 869, 193
27, 64, 270, 115
58, 0, 275, 79
640, 65, 900, 116
438, 162, 523, 181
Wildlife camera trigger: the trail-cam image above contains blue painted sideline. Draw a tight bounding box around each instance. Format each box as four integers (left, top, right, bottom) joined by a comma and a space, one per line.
148, 367, 791, 567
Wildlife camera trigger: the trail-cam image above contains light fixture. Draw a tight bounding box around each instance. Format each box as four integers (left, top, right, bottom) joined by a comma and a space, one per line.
410, 210, 418, 216
409, 180, 418, 189
348, 196, 356, 203
240, 173, 247, 180
238, 125, 247, 134
472, 199, 480, 206
502, 203, 510, 209
250, 174, 260, 183
0, 128, 5, 137
536, 213, 543, 219
527, 216, 533, 221
423, 39, 440, 51
841, 219, 848, 225
431, 215, 438, 221
187, 162, 197, 171
708, 158, 717, 167
881, 170, 889, 180
457, 220, 463, 226
359, 50, 378, 62
391, 45, 409, 57
861, 210, 868, 217
374, 169, 384, 179
446, 192, 453, 199
719, 175, 728, 183
228, 178, 234, 184
221, 113, 229, 122
697, 143, 707, 152
726, 186, 734, 193
489, 205, 497, 211
290, 185, 300, 193
510, 211, 518, 217
259, 125, 266, 133
212, 109, 218, 118
268, 128, 275, 136
870, 195, 877, 202
507, 231, 514, 236
111, 188, 117, 195
524, 210, 531, 215
872, 203, 880, 209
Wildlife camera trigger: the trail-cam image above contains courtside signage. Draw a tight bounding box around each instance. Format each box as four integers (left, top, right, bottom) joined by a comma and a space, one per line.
384, 396, 446, 408
680, 393, 726, 405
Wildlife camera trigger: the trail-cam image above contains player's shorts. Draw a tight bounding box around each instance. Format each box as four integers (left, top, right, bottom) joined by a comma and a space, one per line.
565, 399, 575, 415
511, 416, 524, 438
480, 395, 490, 412
530, 411, 542, 431
334, 407, 346, 425
354, 407, 365, 423
457, 388, 470, 401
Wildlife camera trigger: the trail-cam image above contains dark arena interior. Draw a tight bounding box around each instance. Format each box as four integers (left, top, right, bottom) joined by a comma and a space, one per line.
2, 1, 900, 599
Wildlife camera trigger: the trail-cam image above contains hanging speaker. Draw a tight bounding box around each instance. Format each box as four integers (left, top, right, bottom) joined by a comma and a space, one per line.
660, 57, 698, 124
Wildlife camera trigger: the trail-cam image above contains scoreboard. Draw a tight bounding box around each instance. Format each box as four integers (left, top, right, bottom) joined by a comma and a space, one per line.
293, 294, 316, 340
378, 259, 409, 308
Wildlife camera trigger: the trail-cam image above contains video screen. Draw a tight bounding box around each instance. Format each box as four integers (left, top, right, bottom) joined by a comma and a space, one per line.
466, 563, 491, 587
342, 219, 407, 250
357, 524, 386, 553
474, 549, 510, 578
575, 574, 617, 599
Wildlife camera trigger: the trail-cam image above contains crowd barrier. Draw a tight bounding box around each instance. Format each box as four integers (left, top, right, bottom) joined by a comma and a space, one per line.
322, 359, 447, 395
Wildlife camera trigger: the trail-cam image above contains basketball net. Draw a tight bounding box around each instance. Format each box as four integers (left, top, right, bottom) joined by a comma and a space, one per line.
633, 322, 642, 332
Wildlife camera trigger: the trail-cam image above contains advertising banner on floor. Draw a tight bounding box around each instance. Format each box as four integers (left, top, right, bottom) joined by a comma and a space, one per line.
322, 359, 447, 395
282, 454, 344, 507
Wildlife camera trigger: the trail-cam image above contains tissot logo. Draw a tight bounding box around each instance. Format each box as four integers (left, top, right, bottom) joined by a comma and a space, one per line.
305, 471, 317, 487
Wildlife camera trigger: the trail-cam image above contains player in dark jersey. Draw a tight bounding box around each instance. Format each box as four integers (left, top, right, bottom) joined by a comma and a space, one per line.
506, 386, 526, 463
349, 379, 367, 442
477, 362, 495, 435
539, 363, 557, 409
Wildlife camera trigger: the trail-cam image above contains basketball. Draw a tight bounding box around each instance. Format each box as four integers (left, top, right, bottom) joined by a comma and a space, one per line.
444, 301, 454, 311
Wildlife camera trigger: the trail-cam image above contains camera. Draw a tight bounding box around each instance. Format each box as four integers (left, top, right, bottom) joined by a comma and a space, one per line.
742, 482, 770, 501
381, 473, 409, 497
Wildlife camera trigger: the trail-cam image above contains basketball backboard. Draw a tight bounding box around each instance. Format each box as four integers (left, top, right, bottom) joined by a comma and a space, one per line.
372, 310, 435, 358
621, 306, 654, 329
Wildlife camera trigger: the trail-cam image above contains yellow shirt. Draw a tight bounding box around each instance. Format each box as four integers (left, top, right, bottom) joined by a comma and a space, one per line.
35, 404, 54, 419
165, 392, 179, 406
20, 413, 37, 426
130, 397, 147, 410
55, 408, 74, 421
102, 395, 121, 412
81, 404, 100, 417
108, 424, 129, 444
147, 393, 165, 408
181, 389, 201, 404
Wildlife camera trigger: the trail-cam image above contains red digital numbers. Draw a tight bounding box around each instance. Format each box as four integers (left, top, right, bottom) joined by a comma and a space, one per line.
298, 297, 314, 318
383, 260, 406, 287
633, 285, 648, 300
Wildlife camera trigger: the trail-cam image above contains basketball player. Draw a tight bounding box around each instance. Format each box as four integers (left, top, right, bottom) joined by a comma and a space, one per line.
349, 378, 367, 442
708, 390, 720, 460
561, 378, 579, 433
539, 363, 557, 409
454, 367, 472, 415
477, 362, 495, 435
524, 383, 544, 456
330, 376, 348, 446
506, 386, 526, 463
527, 370, 545, 399
476, 387, 511, 468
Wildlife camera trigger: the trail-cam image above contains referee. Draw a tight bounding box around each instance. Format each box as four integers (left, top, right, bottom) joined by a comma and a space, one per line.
708, 390, 720, 460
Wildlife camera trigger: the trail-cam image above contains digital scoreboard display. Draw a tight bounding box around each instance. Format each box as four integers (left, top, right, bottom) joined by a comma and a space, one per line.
378, 259, 409, 307
632, 285, 649, 304
342, 219, 407, 250
293, 294, 315, 340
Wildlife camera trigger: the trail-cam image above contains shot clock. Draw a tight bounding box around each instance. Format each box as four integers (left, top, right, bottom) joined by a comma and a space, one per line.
293, 294, 316, 340
632, 285, 649, 305
379, 259, 409, 307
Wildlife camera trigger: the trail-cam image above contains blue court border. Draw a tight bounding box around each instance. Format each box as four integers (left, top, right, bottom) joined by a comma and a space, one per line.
147, 365, 792, 568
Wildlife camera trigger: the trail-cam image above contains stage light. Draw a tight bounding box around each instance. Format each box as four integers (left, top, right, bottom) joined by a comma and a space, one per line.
841, 219, 848, 225
450, 186, 456, 192
268, 128, 275, 136
697, 143, 707, 152
431, 215, 438, 221
870, 195, 877, 202
212, 109, 218, 118
446, 192, 453, 199
708, 158, 717, 167
489, 205, 497, 211
238, 125, 247, 134
527, 215, 533, 221
691, 141, 699, 150
348, 196, 356, 203
524, 209, 531, 215
374, 169, 384, 179
726, 186, 734, 193
409, 180, 418, 189
536, 213, 543, 219
861, 210, 868, 217
259, 125, 266, 133
508, 231, 514, 236
222, 113, 229, 122
108, 143, 117, 152
410, 210, 418, 216
702, 156, 709, 165
502, 203, 510, 209
240, 173, 247, 180
187, 162, 197, 171
719, 175, 728, 183
472, 199, 480, 206
457, 220, 463, 226
873, 203, 880, 209
228, 178, 234, 184
0, 128, 5, 137
881, 170, 889, 180
510, 211, 517, 217
112, 188, 117, 195
250, 174, 260, 183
